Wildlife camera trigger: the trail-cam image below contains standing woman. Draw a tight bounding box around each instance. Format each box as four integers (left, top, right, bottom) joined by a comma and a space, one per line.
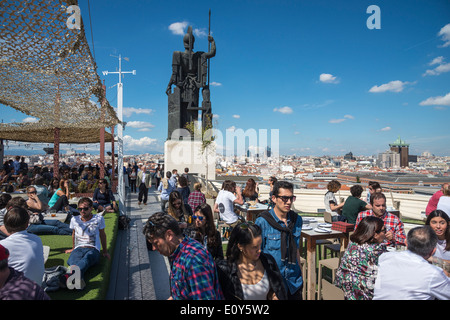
167, 190, 193, 234
92, 178, 118, 214
216, 222, 287, 300
335, 216, 387, 300
426, 210, 450, 261
129, 167, 137, 193
192, 203, 223, 260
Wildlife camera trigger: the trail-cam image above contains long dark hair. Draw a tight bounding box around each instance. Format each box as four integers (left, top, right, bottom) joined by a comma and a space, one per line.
226, 222, 262, 265
350, 216, 384, 244
242, 178, 257, 198
167, 190, 188, 221
426, 209, 450, 251
194, 203, 218, 248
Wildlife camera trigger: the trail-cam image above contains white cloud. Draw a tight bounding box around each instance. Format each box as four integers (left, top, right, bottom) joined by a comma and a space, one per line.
379, 127, 391, 131
121, 107, 153, 118
369, 80, 410, 93
194, 28, 207, 38
210, 81, 222, 87
232, 115, 240, 119
438, 23, 450, 47
123, 135, 157, 149
319, 73, 339, 84
423, 56, 450, 76
168, 21, 188, 35
212, 114, 219, 119
419, 92, 450, 106
126, 121, 155, 129
294, 131, 300, 135
273, 106, 293, 114
22, 117, 39, 123
329, 115, 354, 124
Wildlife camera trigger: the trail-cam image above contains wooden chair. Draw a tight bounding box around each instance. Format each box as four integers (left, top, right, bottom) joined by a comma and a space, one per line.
321, 279, 345, 300
300, 256, 306, 299
317, 250, 343, 300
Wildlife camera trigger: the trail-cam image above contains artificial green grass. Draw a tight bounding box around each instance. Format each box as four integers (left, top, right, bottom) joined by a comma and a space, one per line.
39, 211, 118, 300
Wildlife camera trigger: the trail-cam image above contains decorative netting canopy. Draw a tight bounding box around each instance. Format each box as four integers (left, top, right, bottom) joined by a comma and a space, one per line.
0, 0, 120, 138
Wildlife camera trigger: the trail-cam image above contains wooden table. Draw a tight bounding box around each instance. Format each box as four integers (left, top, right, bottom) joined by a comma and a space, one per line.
235, 203, 268, 222
300, 221, 349, 300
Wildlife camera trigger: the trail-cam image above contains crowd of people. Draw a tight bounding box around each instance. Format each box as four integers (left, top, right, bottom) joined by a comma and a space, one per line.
0, 157, 116, 299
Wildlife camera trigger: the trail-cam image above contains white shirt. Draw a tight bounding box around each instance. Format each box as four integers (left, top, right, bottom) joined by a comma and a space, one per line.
373, 250, 450, 300
434, 239, 450, 260
70, 214, 105, 251
324, 191, 338, 216
0, 230, 45, 285
242, 271, 270, 300
215, 190, 238, 224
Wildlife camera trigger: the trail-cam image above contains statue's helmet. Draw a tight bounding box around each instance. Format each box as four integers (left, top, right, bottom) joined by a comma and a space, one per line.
183, 26, 195, 49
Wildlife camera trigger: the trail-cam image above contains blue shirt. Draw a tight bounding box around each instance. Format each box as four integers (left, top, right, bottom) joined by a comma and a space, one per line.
255, 208, 303, 294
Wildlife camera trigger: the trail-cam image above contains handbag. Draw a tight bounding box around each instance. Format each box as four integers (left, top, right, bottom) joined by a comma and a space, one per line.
29, 211, 43, 225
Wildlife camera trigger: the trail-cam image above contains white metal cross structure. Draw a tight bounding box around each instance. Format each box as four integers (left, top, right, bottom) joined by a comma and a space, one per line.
102, 55, 136, 217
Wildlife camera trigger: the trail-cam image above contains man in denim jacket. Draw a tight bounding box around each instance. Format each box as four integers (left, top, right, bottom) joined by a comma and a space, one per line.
255, 181, 303, 300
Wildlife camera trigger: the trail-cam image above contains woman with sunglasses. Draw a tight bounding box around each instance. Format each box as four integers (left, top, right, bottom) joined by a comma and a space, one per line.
167, 190, 193, 234
192, 203, 223, 260
92, 179, 118, 215
216, 222, 287, 300
335, 216, 387, 300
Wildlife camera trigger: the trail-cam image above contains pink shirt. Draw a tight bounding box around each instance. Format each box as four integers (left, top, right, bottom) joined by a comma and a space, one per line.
426, 190, 443, 216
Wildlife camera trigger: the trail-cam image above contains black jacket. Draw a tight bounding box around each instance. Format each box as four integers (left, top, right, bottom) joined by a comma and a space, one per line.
216, 252, 287, 300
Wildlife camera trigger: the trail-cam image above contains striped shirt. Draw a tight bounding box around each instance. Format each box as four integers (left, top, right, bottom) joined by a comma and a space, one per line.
355, 210, 406, 246
169, 236, 224, 300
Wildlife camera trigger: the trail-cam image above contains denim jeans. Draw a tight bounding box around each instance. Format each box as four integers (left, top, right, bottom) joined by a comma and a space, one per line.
67, 247, 101, 278
27, 219, 73, 235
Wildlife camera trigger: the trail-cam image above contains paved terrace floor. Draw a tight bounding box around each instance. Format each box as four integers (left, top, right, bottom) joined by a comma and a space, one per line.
105, 186, 419, 300
106, 186, 171, 300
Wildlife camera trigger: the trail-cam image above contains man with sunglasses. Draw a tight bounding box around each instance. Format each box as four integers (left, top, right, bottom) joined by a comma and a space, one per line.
63, 198, 110, 289
255, 181, 303, 300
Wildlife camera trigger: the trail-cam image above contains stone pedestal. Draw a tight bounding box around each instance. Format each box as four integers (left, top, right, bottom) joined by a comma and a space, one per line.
164, 140, 216, 181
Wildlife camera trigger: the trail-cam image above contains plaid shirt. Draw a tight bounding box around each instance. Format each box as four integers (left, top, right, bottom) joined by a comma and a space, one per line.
169, 236, 224, 300
187, 191, 206, 212
355, 210, 406, 246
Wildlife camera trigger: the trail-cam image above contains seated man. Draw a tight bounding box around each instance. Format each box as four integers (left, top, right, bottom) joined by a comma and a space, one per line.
355, 192, 406, 246
62, 197, 110, 289
342, 184, 372, 224
373, 226, 450, 300
213, 180, 244, 228
0, 207, 45, 286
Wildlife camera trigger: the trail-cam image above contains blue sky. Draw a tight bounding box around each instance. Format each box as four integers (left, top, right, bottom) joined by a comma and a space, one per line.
2, 0, 450, 157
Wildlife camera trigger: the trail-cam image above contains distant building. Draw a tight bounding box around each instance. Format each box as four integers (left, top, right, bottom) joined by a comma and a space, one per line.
389, 136, 409, 167
378, 150, 400, 168
344, 151, 355, 160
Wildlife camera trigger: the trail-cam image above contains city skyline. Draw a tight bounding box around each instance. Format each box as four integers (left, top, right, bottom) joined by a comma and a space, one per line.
1, 0, 450, 156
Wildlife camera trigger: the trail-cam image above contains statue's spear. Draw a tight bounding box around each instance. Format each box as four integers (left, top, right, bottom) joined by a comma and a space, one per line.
207, 9, 211, 86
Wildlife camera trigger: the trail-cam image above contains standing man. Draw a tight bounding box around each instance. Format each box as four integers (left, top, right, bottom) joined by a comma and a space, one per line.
255, 181, 303, 300
355, 192, 406, 246
143, 212, 223, 300
373, 226, 450, 300
137, 166, 151, 205
63, 198, 110, 289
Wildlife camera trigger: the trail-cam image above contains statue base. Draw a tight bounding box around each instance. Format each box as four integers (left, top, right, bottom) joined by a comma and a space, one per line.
164, 140, 216, 181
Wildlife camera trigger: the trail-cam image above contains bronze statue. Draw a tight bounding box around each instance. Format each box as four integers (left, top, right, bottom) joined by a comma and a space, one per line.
166, 25, 216, 140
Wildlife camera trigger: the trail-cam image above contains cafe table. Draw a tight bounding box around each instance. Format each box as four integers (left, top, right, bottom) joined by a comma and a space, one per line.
235, 203, 269, 222
299, 218, 349, 300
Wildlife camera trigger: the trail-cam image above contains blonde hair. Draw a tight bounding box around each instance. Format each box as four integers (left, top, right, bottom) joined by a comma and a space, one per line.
194, 182, 202, 191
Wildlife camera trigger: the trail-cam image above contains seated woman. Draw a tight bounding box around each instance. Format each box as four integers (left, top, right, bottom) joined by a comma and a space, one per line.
25, 186, 72, 236
335, 216, 387, 300
47, 179, 78, 215
167, 190, 193, 236
216, 222, 287, 300
425, 209, 450, 262
192, 203, 223, 260
92, 179, 118, 214
242, 178, 259, 203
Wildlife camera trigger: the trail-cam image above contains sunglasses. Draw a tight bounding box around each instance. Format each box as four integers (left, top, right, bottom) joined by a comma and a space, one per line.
192, 215, 204, 221
27, 191, 37, 194
276, 195, 296, 203
78, 207, 91, 211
